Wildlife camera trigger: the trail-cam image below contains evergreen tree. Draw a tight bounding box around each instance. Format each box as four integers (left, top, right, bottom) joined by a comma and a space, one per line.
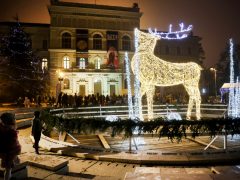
0, 22, 48, 101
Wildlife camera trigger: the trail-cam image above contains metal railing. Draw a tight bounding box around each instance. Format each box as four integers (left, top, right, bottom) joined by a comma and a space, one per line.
50, 103, 227, 119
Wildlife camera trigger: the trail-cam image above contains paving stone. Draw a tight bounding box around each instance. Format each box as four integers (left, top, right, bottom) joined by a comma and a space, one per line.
20, 153, 68, 172
124, 172, 213, 180
185, 167, 212, 174
0, 161, 28, 179
160, 167, 187, 174
135, 167, 160, 173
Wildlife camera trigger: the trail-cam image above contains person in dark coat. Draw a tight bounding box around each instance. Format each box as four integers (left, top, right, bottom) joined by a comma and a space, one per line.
0, 113, 21, 180
31, 111, 43, 154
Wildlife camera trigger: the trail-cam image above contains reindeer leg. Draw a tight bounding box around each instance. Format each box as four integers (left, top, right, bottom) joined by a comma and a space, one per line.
184, 85, 194, 120
194, 86, 201, 120
139, 86, 147, 120
146, 85, 155, 120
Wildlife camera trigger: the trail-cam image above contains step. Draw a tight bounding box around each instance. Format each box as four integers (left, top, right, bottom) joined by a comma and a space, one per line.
0, 160, 28, 179
124, 172, 213, 180
19, 153, 69, 173
15, 111, 34, 120
16, 118, 33, 128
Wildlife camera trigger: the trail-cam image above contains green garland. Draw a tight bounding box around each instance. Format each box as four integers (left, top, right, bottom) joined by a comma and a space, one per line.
41, 109, 240, 141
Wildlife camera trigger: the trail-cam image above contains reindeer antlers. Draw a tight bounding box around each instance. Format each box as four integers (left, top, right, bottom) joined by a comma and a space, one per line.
149, 23, 193, 40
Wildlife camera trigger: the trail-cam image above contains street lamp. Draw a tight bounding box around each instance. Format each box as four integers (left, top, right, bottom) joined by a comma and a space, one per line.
58, 71, 64, 91
210, 67, 217, 97
56, 70, 64, 97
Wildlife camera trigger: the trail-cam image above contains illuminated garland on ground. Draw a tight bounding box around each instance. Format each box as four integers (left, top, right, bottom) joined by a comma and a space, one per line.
131, 28, 202, 120
41, 110, 240, 141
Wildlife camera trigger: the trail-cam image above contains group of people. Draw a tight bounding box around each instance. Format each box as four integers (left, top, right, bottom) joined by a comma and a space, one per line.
0, 111, 43, 180
56, 93, 128, 108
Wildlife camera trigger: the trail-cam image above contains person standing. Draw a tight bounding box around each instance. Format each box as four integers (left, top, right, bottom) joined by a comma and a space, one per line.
31, 111, 43, 154
0, 113, 21, 180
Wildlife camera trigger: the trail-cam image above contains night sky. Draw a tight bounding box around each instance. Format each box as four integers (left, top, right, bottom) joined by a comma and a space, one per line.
0, 0, 240, 68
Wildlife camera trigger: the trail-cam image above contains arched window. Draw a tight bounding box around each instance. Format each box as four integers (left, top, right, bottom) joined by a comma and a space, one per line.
95, 57, 101, 69
63, 78, 70, 89
122, 35, 131, 51
63, 56, 70, 69
79, 58, 85, 69
62, 32, 71, 48
42, 58, 48, 71
93, 34, 102, 50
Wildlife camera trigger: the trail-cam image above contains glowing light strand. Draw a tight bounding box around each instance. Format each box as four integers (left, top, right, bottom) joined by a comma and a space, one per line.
133, 28, 142, 120
124, 52, 134, 119
148, 23, 193, 40
131, 28, 201, 120
228, 39, 235, 118
234, 77, 240, 117
228, 39, 240, 118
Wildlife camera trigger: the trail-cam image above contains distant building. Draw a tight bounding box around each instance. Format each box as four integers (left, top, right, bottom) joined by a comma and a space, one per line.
0, 0, 204, 98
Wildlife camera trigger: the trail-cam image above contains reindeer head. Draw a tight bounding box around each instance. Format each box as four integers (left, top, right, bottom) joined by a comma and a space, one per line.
134, 28, 160, 52
148, 23, 193, 40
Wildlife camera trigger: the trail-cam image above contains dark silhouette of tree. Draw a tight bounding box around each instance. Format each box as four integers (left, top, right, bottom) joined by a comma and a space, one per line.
0, 22, 48, 101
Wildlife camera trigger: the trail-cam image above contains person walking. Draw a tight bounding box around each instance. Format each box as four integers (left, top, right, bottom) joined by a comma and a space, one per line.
0, 113, 21, 180
31, 111, 43, 154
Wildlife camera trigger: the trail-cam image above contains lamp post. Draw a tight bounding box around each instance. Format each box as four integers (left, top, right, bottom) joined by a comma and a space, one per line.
58, 71, 64, 91
210, 68, 217, 97
56, 70, 64, 101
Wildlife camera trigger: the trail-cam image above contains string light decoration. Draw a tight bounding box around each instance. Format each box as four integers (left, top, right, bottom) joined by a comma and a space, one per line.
133, 29, 143, 120
228, 39, 240, 118
149, 23, 193, 40
124, 52, 134, 119
131, 27, 202, 120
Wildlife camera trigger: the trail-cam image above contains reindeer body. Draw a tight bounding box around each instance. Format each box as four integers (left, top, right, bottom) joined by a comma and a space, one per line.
131, 29, 202, 120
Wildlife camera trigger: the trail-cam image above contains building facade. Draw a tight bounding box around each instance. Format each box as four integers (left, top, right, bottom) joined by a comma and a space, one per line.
0, 0, 204, 99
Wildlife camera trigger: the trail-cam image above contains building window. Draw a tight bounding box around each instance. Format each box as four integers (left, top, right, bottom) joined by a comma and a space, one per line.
63, 56, 70, 69
63, 78, 70, 89
122, 35, 131, 51
79, 58, 85, 69
62, 32, 71, 48
177, 47, 181, 55
95, 57, 101, 69
93, 34, 102, 50
42, 58, 48, 71
42, 40, 48, 49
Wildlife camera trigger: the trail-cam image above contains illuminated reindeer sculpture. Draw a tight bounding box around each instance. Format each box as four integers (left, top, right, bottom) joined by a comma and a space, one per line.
131, 24, 202, 120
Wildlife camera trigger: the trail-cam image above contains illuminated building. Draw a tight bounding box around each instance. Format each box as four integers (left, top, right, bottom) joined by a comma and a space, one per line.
0, 0, 204, 98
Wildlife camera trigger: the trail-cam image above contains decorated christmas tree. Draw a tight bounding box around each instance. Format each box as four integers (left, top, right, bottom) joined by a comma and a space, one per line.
0, 21, 48, 101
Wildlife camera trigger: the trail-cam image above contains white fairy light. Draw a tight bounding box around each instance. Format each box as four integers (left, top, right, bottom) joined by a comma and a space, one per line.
131, 28, 201, 120
228, 39, 240, 118
228, 38, 235, 118
234, 77, 240, 117
149, 23, 193, 40
124, 52, 134, 119
133, 28, 143, 120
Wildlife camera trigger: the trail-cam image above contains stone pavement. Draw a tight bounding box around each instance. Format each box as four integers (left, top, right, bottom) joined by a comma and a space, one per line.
1, 107, 240, 179
14, 127, 240, 180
